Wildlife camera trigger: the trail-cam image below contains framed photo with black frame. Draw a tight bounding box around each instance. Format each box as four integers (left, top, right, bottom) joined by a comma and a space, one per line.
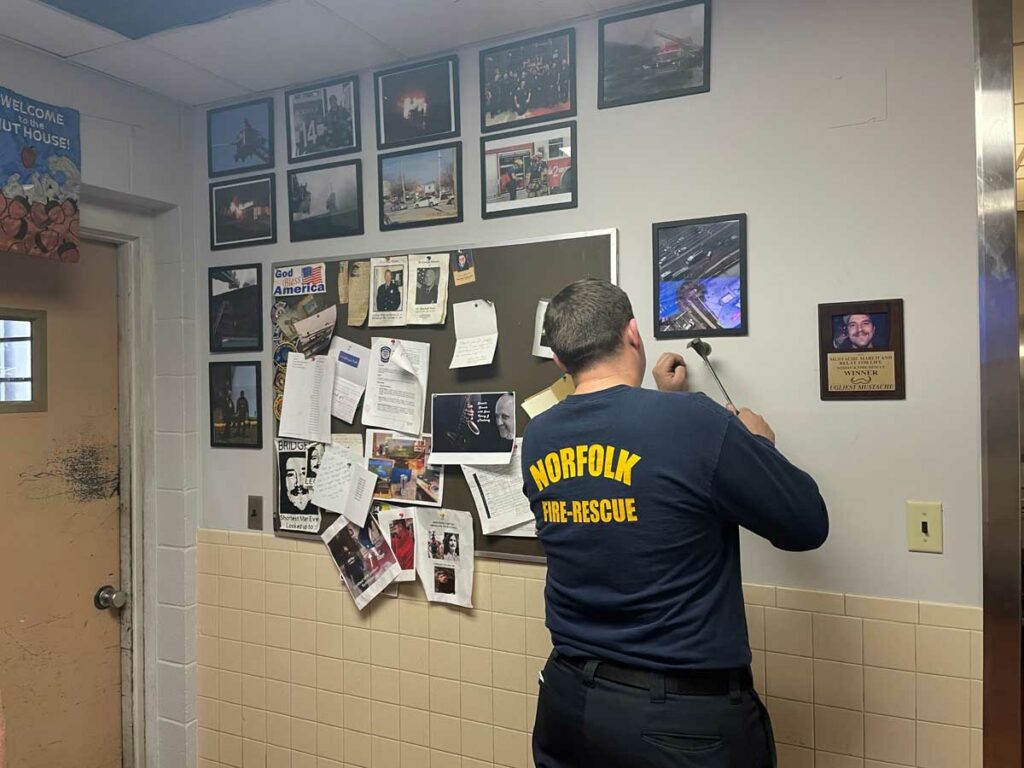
378, 142, 463, 231
207, 97, 275, 177
209, 173, 277, 251
479, 28, 576, 133
285, 75, 361, 163
374, 55, 460, 149
208, 263, 262, 353
480, 121, 577, 219
209, 361, 263, 449
817, 298, 906, 401
598, 0, 711, 110
652, 212, 747, 339
287, 159, 364, 242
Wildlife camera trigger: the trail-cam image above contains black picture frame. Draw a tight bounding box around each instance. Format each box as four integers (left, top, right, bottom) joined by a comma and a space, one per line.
207, 97, 275, 178
377, 142, 463, 231
208, 263, 263, 353
817, 299, 906, 401
652, 212, 747, 339
287, 159, 364, 242
479, 28, 576, 134
598, 0, 712, 110
374, 55, 460, 150
209, 173, 277, 251
209, 361, 263, 449
285, 74, 361, 163
480, 121, 577, 219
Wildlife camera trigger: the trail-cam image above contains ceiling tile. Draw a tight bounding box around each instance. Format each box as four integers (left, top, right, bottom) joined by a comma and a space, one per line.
72, 41, 250, 105
585, 0, 648, 13
319, 0, 593, 59
148, 0, 400, 91
0, 0, 127, 57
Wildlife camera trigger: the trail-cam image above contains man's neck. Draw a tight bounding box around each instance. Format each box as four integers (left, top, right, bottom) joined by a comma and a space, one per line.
572, 361, 639, 396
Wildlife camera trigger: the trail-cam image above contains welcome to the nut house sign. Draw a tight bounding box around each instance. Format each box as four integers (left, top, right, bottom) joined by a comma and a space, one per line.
0, 86, 81, 261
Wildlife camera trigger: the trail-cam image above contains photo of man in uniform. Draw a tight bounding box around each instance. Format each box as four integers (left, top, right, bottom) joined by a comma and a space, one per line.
415, 266, 440, 305
375, 268, 402, 312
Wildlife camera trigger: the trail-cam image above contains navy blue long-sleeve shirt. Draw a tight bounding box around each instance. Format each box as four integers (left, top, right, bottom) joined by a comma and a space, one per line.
521, 385, 828, 671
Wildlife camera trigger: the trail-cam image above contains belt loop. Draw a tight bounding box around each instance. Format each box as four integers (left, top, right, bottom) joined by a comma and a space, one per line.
728, 670, 742, 703
649, 672, 666, 703
582, 660, 599, 687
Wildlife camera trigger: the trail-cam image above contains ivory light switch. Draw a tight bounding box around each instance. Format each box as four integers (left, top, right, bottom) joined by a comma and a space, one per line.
906, 500, 943, 553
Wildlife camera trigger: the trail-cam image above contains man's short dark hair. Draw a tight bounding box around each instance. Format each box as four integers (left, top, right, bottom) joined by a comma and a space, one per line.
544, 279, 634, 375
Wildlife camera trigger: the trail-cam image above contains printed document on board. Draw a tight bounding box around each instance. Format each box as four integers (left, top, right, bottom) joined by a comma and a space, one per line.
328, 336, 370, 423
279, 352, 334, 444
362, 338, 430, 436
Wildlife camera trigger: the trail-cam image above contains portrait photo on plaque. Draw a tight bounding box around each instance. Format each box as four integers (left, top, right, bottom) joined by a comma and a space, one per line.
817, 298, 905, 400
653, 213, 746, 339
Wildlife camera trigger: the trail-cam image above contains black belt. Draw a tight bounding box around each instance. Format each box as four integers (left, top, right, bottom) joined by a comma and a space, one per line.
552, 651, 752, 696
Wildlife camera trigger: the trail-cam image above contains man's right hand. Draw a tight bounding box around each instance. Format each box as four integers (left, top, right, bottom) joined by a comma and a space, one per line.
727, 404, 776, 445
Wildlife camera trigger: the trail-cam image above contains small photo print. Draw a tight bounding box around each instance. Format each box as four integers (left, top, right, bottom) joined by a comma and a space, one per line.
653, 213, 747, 339
451, 249, 475, 286
378, 143, 463, 231
430, 392, 516, 464
287, 160, 363, 242
323, 516, 400, 610
209, 264, 262, 352
367, 430, 443, 506
829, 312, 891, 352
209, 361, 262, 448
207, 97, 275, 177
375, 56, 459, 149
434, 565, 456, 595
286, 75, 360, 162
209, 174, 277, 250
372, 263, 404, 313
389, 517, 415, 571
481, 121, 576, 219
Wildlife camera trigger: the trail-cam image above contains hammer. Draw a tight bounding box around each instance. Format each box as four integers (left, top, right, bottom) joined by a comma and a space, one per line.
687, 338, 735, 409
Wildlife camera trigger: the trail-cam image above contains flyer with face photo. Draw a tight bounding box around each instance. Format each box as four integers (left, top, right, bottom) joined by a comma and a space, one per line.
429, 392, 516, 465
276, 438, 326, 533
407, 253, 450, 325
322, 515, 401, 610
414, 508, 474, 607
368, 255, 408, 327
366, 429, 443, 506
377, 506, 417, 582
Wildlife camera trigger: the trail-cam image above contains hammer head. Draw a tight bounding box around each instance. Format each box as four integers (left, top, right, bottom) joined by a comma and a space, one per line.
687, 338, 712, 359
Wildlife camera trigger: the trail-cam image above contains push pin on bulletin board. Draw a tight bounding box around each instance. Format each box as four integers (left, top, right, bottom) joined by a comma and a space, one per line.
687, 338, 735, 410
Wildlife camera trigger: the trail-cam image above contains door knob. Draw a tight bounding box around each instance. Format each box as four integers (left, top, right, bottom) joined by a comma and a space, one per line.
94, 584, 128, 611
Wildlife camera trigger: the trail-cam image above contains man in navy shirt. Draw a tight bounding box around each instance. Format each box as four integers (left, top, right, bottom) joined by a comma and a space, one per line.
523, 279, 828, 768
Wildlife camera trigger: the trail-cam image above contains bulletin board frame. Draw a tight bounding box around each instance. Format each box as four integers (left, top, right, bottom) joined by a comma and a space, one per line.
270, 228, 617, 563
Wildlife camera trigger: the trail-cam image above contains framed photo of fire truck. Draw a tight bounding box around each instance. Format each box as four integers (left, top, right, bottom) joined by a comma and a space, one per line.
598, 0, 711, 109
480, 121, 577, 219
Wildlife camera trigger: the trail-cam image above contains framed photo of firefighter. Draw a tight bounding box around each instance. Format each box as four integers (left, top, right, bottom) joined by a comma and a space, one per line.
480, 121, 577, 219
652, 213, 747, 339
598, 0, 711, 109
374, 55, 460, 149
287, 159, 364, 242
285, 74, 360, 163
209, 173, 277, 251
209, 361, 263, 449
207, 97, 275, 177
818, 299, 905, 401
479, 28, 576, 133
378, 142, 463, 231
208, 264, 262, 353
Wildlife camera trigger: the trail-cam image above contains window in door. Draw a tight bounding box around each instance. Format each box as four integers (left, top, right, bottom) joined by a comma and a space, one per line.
0, 308, 46, 413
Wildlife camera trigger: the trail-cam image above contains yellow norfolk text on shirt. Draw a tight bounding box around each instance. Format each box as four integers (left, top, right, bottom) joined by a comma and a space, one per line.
528, 444, 642, 491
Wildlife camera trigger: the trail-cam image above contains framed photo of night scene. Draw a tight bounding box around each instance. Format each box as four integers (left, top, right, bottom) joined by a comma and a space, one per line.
208, 263, 262, 353
209, 361, 263, 449
598, 0, 711, 109
479, 28, 576, 133
209, 173, 277, 250
653, 213, 746, 339
818, 298, 905, 401
378, 142, 463, 231
374, 55, 460, 149
207, 97, 275, 177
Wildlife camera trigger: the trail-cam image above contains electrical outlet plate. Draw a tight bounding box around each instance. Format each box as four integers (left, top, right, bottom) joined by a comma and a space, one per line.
247, 495, 263, 531
906, 500, 943, 553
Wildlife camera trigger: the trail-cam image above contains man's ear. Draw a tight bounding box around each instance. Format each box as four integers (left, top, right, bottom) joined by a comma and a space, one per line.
552, 353, 569, 375
624, 318, 642, 350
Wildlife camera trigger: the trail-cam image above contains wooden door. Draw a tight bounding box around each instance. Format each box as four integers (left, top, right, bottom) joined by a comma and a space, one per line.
0, 241, 123, 768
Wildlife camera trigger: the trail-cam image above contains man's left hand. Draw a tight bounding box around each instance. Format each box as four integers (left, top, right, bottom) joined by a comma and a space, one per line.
652, 352, 687, 392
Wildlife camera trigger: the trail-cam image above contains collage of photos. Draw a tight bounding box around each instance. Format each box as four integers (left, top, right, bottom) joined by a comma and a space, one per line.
366, 429, 443, 506
415, 507, 474, 607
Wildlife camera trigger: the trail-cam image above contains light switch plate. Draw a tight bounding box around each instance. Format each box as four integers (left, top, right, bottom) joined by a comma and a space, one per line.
906, 500, 943, 553
247, 495, 263, 531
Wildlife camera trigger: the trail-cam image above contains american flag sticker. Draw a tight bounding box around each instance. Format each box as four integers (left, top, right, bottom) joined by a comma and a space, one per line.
273, 262, 327, 296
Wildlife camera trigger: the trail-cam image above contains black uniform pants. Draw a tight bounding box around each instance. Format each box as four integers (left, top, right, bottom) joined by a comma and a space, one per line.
533, 652, 776, 768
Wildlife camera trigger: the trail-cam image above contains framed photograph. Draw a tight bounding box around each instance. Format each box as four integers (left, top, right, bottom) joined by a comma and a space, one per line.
598, 0, 711, 109
378, 142, 463, 231
480, 121, 577, 219
285, 75, 360, 163
209, 264, 262, 352
653, 213, 746, 339
818, 299, 905, 401
209, 174, 277, 251
479, 28, 576, 133
287, 159, 363, 242
209, 361, 263, 449
207, 97, 275, 177
374, 55, 460, 149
